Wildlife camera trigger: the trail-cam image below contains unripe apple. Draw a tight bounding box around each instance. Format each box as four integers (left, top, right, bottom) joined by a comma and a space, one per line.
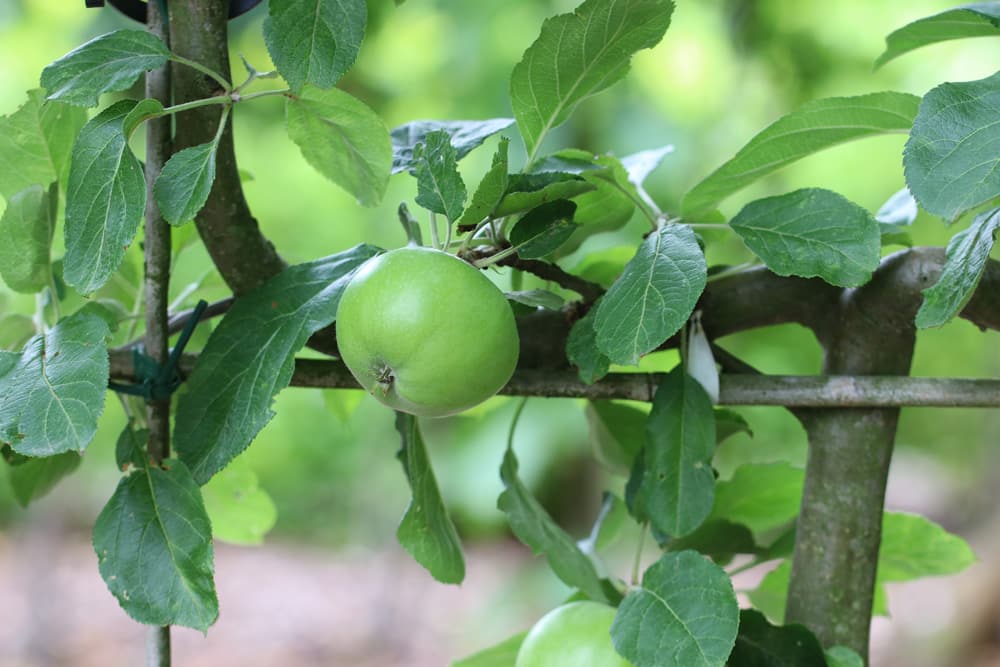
516, 601, 633, 667
335, 247, 519, 417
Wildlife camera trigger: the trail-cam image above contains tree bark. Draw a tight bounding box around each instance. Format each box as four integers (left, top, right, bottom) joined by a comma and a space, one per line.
143, 2, 173, 664
168, 0, 285, 295
785, 250, 934, 659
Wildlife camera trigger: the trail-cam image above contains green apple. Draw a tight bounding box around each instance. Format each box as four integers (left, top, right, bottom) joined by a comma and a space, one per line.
335, 246, 519, 417
516, 601, 633, 667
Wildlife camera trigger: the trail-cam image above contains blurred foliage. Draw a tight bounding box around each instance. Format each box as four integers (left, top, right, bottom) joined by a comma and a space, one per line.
0, 0, 997, 546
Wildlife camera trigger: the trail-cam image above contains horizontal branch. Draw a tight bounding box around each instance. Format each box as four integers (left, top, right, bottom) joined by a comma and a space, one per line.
106, 350, 1000, 407
495, 255, 604, 302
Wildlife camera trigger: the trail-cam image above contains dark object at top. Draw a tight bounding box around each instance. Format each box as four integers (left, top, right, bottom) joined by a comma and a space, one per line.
85, 0, 262, 23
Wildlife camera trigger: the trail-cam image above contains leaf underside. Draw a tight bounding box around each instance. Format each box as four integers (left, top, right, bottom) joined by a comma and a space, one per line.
174, 245, 381, 484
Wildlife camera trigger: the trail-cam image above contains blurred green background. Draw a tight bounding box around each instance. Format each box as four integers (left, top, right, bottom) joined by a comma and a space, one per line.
0, 1, 998, 665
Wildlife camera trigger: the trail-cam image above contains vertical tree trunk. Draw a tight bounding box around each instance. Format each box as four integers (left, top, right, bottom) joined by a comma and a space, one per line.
786, 252, 926, 660
787, 408, 902, 656
168, 0, 285, 294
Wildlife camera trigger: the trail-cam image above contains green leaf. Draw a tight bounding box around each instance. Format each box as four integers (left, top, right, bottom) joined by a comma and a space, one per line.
395, 412, 465, 584
123, 98, 165, 138
628, 367, 716, 538
710, 463, 804, 536
498, 434, 608, 603
585, 400, 646, 474
579, 150, 670, 220
715, 408, 752, 444
64, 100, 146, 294
413, 130, 467, 223
452, 631, 527, 667
569, 245, 634, 287
876, 3, 1000, 68
878, 511, 976, 582
769, 559, 878, 622
748, 561, 792, 623
41, 30, 171, 107
494, 172, 595, 218
0, 314, 36, 351
0, 89, 86, 200
505, 289, 565, 310
0, 307, 110, 456
729, 609, 828, 667
114, 422, 147, 471
682, 92, 919, 218
749, 561, 891, 624
153, 142, 216, 226
263, 0, 366, 92
876, 187, 918, 247
917, 207, 1000, 328
749, 513, 971, 624
532, 150, 605, 175
286, 86, 392, 207
94, 433, 218, 632
593, 223, 706, 365
876, 187, 918, 226
757, 526, 797, 562
202, 456, 278, 546
729, 188, 881, 288
322, 388, 365, 423
174, 245, 381, 484
567, 304, 611, 384
0, 183, 56, 293
511, 0, 674, 160
825, 645, 865, 667
904, 72, 1000, 221
622, 145, 674, 188
458, 137, 510, 230
509, 200, 578, 259
392, 118, 513, 175
4, 449, 82, 507
686, 316, 718, 402
880, 226, 913, 248
561, 179, 635, 254
611, 550, 738, 667
666, 519, 757, 563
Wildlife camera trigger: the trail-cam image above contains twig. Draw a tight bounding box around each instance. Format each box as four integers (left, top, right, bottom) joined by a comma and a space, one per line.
106, 351, 1000, 407
120, 297, 234, 350
462, 247, 604, 302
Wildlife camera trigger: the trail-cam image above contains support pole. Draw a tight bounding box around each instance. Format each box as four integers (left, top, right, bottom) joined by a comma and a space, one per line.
144, 1, 173, 664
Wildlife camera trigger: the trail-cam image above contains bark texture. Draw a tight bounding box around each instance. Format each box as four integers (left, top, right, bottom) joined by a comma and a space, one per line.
169, 0, 285, 295
143, 2, 173, 665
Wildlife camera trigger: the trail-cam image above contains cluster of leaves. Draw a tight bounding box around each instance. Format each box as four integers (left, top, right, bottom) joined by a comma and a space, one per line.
0, 0, 996, 664
381, 2, 995, 665
0, 0, 391, 633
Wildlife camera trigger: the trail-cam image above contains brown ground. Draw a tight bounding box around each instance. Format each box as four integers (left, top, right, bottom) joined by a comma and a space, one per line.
0, 524, 534, 667
2, 452, 1000, 667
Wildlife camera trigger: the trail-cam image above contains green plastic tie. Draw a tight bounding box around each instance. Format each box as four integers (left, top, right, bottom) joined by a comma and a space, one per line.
108, 299, 208, 401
